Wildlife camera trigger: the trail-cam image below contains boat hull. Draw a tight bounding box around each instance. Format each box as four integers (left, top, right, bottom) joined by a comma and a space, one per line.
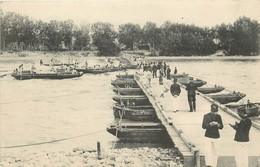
198, 86, 225, 94
107, 122, 168, 142
12, 72, 83, 80
113, 104, 157, 121
237, 103, 260, 117
208, 93, 246, 104
112, 96, 150, 105
111, 79, 139, 88
116, 74, 135, 79
113, 88, 144, 95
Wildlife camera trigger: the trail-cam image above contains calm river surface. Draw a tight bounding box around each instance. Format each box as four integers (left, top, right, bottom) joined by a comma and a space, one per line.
0, 55, 259, 151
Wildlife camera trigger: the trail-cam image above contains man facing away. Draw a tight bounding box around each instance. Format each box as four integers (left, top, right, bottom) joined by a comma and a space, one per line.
230, 112, 252, 167
202, 104, 224, 167
170, 78, 181, 112
186, 80, 198, 112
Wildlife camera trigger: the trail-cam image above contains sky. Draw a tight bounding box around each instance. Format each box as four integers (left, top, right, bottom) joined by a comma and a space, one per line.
1, 0, 260, 28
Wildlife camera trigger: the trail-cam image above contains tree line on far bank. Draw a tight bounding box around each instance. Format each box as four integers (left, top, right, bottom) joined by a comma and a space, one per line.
0, 10, 259, 56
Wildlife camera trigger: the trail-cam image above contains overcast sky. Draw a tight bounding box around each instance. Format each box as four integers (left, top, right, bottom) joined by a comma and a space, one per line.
1, 0, 260, 28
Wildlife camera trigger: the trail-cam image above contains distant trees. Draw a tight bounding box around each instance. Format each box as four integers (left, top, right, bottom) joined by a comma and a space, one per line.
0, 11, 259, 56
91, 22, 119, 56
73, 24, 91, 51
118, 23, 142, 50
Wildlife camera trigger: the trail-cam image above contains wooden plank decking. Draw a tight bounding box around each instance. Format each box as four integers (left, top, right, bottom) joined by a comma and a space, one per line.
135, 73, 260, 167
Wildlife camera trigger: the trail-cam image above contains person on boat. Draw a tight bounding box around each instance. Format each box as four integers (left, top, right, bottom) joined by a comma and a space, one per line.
174, 67, 177, 74
186, 80, 198, 112
40, 60, 43, 66
163, 62, 167, 76
152, 62, 157, 78
170, 78, 181, 112
202, 104, 223, 167
166, 66, 171, 80
19, 64, 23, 75
159, 68, 163, 85
230, 112, 251, 167
85, 61, 88, 68
31, 63, 36, 73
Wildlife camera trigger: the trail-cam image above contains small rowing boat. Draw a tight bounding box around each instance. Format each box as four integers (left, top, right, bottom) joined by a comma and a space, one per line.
106, 120, 169, 142
198, 85, 225, 94
226, 102, 260, 117
208, 92, 246, 104
113, 104, 157, 121
111, 79, 139, 88
116, 74, 135, 79
178, 77, 207, 87
171, 73, 189, 78
112, 95, 150, 105
113, 88, 144, 95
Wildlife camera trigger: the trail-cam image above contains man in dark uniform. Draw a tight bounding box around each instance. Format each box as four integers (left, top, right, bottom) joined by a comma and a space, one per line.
152, 62, 157, 78
230, 112, 252, 167
202, 104, 224, 167
186, 80, 197, 112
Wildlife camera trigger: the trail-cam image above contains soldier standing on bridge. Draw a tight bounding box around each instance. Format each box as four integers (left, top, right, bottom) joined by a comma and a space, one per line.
186, 80, 198, 112
170, 78, 181, 112
230, 112, 252, 167
202, 104, 223, 167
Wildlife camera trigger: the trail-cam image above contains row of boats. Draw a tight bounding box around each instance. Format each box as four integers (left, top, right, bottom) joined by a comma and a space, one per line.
177, 75, 259, 117
11, 58, 138, 80
107, 74, 170, 143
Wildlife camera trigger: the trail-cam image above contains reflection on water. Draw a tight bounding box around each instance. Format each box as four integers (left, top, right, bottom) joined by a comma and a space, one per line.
0, 56, 259, 151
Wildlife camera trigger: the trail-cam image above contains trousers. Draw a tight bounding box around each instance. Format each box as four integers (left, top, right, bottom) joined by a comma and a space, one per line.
188, 94, 196, 112
204, 137, 219, 167
235, 142, 249, 167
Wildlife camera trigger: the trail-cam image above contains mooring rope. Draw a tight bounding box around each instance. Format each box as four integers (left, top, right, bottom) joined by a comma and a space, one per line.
0, 129, 105, 149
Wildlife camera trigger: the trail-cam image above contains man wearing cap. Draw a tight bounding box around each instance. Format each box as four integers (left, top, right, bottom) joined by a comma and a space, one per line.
202, 104, 224, 167
230, 112, 251, 167
186, 80, 198, 112
170, 78, 181, 112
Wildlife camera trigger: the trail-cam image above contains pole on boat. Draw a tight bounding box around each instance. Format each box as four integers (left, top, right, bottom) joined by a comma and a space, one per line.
195, 150, 200, 167
97, 141, 101, 160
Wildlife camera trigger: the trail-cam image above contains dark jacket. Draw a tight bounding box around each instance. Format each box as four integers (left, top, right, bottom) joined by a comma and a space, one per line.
170, 83, 181, 96
202, 113, 224, 138
186, 82, 197, 95
232, 118, 251, 142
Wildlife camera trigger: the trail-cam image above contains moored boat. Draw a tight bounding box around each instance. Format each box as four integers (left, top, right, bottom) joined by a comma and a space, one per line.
106, 120, 168, 142
111, 79, 139, 88
11, 70, 83, 80
11, 70, 34, 80
226, 102, 260, 117
113, 104, 157, 121
43, 63, 76, 66
237, 103, 260, 117
178, 77, 207, 87
208, 92, 246, 104
171, 73, 189, 78
116, 74, 135, 79
198, 85, 225, 94
112, 95, 150, 105
113, 88, 144, 95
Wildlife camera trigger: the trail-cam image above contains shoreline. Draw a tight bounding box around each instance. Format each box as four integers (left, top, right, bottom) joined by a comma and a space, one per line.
1, 51, 259, 59
0, 146, 182, 167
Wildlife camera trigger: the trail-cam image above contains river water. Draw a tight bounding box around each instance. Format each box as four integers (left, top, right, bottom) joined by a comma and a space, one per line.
0, 54, 259, 152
